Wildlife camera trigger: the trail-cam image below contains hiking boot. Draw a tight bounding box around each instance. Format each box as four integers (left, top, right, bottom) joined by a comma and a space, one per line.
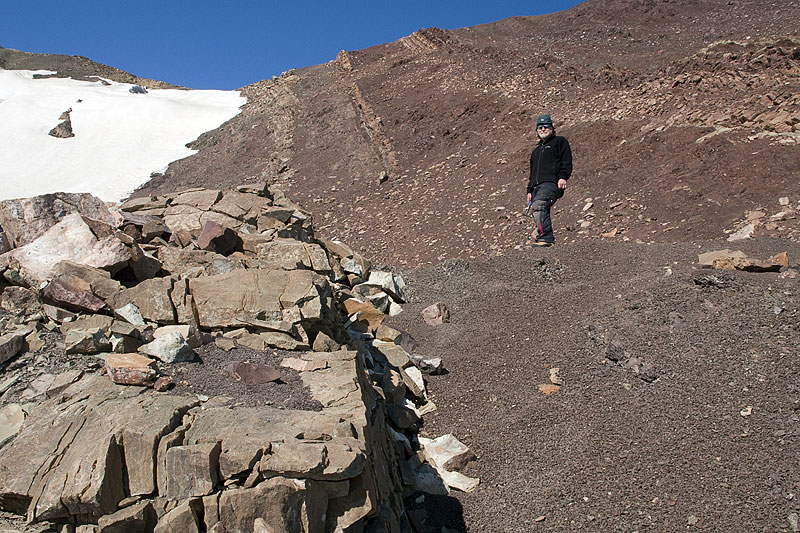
530, 241, 554, 248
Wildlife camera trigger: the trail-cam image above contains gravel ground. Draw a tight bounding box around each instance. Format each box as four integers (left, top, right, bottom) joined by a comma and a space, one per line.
387, 238, 800, 533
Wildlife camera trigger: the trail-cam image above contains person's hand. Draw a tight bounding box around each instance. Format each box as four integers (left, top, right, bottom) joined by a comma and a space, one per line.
526, 192, 532, 204
558, 179, 568, 190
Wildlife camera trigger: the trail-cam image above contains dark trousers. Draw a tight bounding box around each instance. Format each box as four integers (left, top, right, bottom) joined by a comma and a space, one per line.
531, 182, 564, 243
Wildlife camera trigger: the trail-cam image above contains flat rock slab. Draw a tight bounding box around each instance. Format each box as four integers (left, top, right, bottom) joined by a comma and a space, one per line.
222, 362, 281, 384
0, 375, 199, 522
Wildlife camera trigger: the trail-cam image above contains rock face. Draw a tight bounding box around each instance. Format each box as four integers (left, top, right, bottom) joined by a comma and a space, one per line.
0, 186, 453, 531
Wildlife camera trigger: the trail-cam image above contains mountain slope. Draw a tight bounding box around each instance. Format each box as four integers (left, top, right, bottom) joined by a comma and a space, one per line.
131, 0, 799, 267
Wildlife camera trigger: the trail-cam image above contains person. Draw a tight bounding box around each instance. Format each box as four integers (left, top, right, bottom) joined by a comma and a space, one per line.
526, 114, 573, 247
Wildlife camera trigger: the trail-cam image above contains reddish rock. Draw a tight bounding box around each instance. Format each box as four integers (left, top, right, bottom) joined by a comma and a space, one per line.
197, 221, 240, 255
153, 376, 173, 392
222, 362, 281, 384
106, 353, 159, 386
42, 278, 106, 313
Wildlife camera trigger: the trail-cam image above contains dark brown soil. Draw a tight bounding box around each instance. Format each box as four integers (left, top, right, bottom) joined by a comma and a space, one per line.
0, 327, 321, 413
386, 238, 800, 532
169, 343, 323, 411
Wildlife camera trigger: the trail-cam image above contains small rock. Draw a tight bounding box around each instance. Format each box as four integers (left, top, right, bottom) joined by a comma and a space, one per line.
740, 406, 753, 417
421, 302, 450, 326
215, 337, 237, 351
279, 357, 328, 372
549, 367, 564, 385
411, 355, 444, 375
538, 384, 560, 395
223, 362, 281, 384
153, 376, 173, 392
138, 331, 195, 363
106, 353, 159, 386
778, 197, 790, 206
787, 512, 799, 532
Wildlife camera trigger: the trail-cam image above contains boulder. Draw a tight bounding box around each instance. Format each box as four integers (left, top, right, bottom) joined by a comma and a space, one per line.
42, 278, 107, 314
6, 214, 131, 286
64, 327, 111, 355
190, 270, 287, 329
0, 327, 32, 365
154, 498, 203, 533
51, 261, 122, 300
96, 501, 158, 533
222, 362, 281, 384
212, 190, 275, 224
165, 442, 222, 499
0, 192, 114, 249
197, 221, 240, 255
158, 247, 245, 277
418, 434, 477, 473
110, 277, 176, 324
217, 477, 323, 533
698, 249, 747, 267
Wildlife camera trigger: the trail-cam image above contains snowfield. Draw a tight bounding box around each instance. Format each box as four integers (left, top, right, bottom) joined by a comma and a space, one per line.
0, 69, 246, 202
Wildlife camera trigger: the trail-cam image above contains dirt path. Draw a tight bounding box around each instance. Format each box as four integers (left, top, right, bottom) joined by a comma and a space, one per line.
387, 238, 800, 532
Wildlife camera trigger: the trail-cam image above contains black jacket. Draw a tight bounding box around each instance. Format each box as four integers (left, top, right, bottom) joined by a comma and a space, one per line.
527, 134, 573, 194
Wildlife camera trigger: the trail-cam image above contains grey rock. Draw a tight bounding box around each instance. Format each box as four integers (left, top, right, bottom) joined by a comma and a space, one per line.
138, 331, 195, 363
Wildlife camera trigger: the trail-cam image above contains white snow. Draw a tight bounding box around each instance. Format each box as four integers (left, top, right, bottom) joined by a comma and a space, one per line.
0, 68, 246, 202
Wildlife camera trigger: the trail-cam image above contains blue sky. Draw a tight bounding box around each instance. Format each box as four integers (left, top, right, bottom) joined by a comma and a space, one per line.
2, 1, 584, 90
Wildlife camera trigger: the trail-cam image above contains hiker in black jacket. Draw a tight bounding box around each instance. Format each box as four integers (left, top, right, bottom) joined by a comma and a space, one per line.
526, 114, 573, 247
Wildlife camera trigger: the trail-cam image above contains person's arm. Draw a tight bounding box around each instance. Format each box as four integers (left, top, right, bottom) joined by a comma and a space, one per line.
557, 138, 573, 189
557, 138, 573, 181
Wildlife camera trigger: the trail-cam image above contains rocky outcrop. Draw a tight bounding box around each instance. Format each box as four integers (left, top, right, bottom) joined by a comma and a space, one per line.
0, 186, 474, 531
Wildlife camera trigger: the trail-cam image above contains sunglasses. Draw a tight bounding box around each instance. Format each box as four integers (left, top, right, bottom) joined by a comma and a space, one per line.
537, 125, 552, 130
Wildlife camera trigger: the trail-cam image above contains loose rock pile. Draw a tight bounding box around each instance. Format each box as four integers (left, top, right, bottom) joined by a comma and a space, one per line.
0, 187, 475, 532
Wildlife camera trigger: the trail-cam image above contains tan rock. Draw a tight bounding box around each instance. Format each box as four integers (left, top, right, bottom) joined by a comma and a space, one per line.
421, 302, 449, 326
105, 353, 159, 386
52, 260, 122, 300
154, 498, 203, 533
370, 340, 412, 369
110, 277, 176, 324
158, 247, 245, 277
190, 270, 287, 328
259, 442, 327, 477
0, 327, 32, 365
64, 327, 110, 355
343, 298, 386, 331
97, 500, 157, 532
218, 477, 324, 533
0, 404, 25, 447
280, 357, 329, 372
698, 249, 746, 267
165, 442, 221, 499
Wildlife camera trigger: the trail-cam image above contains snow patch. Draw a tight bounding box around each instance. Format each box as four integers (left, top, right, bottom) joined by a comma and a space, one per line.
0, 68, 246, 202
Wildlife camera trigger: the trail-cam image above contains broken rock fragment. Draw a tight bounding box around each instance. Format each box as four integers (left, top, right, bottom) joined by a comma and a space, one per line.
106, 353, 159, 386
223, 362, 281, 384
421, 302, 450, 326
